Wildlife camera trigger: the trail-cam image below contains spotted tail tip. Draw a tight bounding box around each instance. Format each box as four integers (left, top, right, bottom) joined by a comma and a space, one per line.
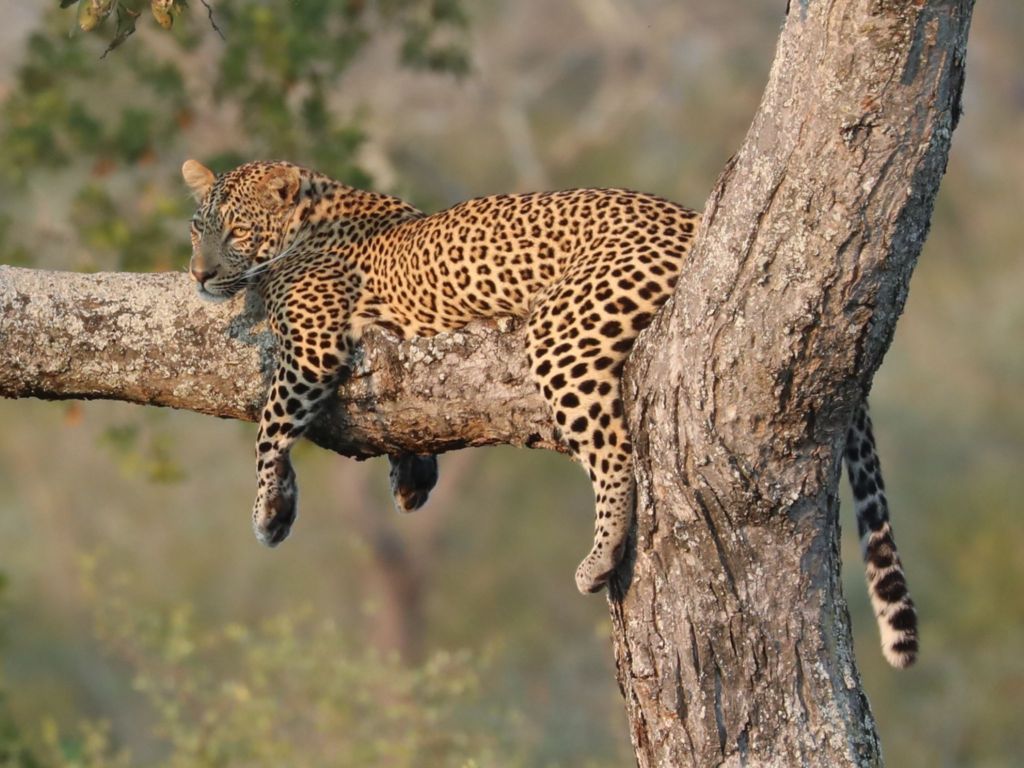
864, 525, 919, 669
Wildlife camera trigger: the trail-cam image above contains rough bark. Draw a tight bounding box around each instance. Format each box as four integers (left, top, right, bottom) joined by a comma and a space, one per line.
0, 266, 562, 459
613, 1, 973, 766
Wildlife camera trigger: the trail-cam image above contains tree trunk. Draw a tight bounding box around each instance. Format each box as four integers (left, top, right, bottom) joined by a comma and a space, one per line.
612, 1, 973, 765
0, 1, 974, 765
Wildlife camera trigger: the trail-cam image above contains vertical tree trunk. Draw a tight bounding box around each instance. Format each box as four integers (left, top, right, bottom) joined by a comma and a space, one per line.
612, 1, 973, 765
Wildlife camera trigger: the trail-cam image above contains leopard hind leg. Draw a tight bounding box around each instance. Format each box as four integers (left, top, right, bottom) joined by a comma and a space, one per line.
388, 453, 439, 513
526, 278, 638, 594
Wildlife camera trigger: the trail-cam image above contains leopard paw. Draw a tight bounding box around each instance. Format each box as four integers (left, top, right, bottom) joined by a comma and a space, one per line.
574, 553, 614, 595
253, 459, 297, 547
574, 540, 626, 594
388, 454, 439, 513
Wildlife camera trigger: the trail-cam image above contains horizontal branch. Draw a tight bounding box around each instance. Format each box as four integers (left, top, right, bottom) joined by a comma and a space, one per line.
0, 265, 562, 458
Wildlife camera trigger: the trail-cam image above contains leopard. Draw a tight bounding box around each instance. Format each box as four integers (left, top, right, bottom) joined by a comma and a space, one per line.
182, 158, 918, 667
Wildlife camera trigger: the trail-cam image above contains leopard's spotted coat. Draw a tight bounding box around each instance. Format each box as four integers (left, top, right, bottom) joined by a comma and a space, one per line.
183, 159, 917, 666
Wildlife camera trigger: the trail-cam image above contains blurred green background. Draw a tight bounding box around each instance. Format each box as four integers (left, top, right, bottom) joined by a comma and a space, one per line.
0, 1, 1020, 766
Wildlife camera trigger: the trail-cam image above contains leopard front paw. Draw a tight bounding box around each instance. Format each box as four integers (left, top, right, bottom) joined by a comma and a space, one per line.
253, 459, 298, 547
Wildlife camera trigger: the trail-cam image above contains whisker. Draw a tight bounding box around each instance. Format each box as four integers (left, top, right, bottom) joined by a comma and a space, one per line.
242, 243, 298, 281
192, 235, 305, 298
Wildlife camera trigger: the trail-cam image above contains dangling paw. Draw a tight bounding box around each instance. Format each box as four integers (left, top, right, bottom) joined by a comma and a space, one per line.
253, 458, 298, 546
574, 540, 625, 594
388, 454, 439, 513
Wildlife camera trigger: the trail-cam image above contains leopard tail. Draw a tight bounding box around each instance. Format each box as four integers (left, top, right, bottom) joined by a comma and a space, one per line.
845, 401, 919, 668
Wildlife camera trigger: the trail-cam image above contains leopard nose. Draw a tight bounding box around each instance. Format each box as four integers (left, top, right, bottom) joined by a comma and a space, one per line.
190, 266, 218, 284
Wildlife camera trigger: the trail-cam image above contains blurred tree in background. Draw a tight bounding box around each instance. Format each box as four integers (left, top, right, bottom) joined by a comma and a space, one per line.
0, 1, 1021, 766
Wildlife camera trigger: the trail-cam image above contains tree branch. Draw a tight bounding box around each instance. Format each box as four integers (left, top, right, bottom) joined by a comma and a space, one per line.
0, 265, 562, 458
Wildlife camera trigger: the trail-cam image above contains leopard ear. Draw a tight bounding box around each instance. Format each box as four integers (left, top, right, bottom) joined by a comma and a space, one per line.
259, 165, 302, 209
182, 159, 216, 202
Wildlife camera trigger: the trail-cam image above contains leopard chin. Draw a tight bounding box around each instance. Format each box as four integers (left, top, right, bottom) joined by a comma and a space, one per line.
194, 282, 234, 303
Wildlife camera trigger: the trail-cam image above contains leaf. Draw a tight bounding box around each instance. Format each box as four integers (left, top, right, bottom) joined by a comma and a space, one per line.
151, 0, 174, 30
78, 0, 101, 31
100, 3, 141, 59
78, 0, 115, 32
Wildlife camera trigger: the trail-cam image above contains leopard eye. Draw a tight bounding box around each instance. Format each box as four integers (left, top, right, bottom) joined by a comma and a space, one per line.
228, 226, 251, 240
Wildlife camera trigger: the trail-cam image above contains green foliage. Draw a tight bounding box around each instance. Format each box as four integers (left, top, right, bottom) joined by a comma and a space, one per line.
0, 559, 524, 767
0, 33, 101, 181
0, 691, 45, 768
393, 0, 471, 75
0, 574, 44, 768
58, 0, 472, 74
1, 0, 469, 274
18, 560, 523, 767
0, 571, 125, 767
35, 720, 131, 768
100, 421, 185, 484
0, 216, 31, 267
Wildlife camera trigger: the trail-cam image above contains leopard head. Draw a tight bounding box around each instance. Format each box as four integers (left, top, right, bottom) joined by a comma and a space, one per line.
182, 159, 304, 300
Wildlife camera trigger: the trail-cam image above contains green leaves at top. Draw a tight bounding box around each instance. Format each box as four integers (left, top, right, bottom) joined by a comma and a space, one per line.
100, 3, 141, 59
